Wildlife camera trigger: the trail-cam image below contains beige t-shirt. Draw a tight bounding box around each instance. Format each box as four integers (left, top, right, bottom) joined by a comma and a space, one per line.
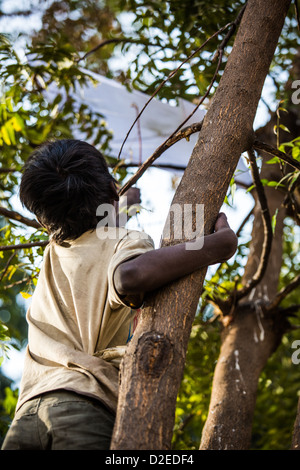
17, 227, 154, 414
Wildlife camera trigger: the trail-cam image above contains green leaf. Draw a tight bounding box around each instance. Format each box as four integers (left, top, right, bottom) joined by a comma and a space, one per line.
5, 121, 16, 145
228, 177, 237, 202
292, 146, 300, 160
223, 195, 231, 206
246, 184, 255, 193
12, 114, 25, 132
266, 157, 280, 164
279, 124, 290, 133
1, 124, 11, 145
272, 209, 278, 234
20, 291, 32, 299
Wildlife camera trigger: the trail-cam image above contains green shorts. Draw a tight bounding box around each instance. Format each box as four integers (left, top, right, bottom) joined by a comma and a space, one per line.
1, 390, 115, 450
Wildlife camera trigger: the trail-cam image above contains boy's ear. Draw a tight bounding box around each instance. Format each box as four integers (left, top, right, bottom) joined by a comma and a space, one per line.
110, 180, 119, 201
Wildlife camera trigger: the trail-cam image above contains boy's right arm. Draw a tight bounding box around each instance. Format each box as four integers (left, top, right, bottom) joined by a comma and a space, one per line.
114, 213, 237, 298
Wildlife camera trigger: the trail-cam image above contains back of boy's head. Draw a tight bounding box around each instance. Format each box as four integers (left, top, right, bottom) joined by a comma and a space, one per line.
19, 139, 118, 243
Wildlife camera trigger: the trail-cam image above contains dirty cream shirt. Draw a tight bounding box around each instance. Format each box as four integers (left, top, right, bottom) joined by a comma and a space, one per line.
17, 227, 154, 414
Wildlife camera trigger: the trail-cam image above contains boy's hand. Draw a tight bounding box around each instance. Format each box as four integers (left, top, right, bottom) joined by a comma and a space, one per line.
213, 212, 238, 262
214, 212, 231, 232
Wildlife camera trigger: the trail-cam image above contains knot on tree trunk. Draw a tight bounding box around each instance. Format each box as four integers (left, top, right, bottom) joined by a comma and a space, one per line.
137, 331, 173, 377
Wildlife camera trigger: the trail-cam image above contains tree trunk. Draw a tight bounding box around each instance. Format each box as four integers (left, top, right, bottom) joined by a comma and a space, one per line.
200, 46, 300, 449
111, 0, 291, 450
200, 180, 288, 449
292, 399, 300, 450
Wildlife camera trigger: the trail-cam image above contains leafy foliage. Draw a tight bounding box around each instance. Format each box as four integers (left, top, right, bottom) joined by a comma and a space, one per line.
0, 0, 299, 450
172, 319, 221, 450
251, 331, 300, 450
0, 323, 10, 367
0, 26, 117, 439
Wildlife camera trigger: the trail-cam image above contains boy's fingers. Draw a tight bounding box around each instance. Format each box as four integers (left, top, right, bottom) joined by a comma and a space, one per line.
214, 212, 230, 231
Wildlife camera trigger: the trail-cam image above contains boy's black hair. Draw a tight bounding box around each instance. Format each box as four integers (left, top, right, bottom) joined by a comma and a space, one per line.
19, 139, 118, 243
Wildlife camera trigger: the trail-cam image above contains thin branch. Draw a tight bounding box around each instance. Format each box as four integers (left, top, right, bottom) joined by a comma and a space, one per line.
234, 179, 253, 190
3, 276, 32, 290
259, 96, 273, 115
112, 162, 187, 172
0, 251, 16, 282
267, 273, 300, 311
236, 207, 254, 238
119, 48, 223, 195
212, 3, 247, 61
283, 170, 300, 225
117, 4, 247, 194
254, 139, 300, 223
0, 206, 41, 229
174, 413, 195, 436
233, 148, 273, 302
0, 167, 19, 174
117, 22, 232, 162
131, 103, 143, 165
0, 240, 49, 252
118, 121, 203, 196
253, 140, 300, 172
279, 304, 300, 316
0, 9, 33, 17
76, 38, 170, 63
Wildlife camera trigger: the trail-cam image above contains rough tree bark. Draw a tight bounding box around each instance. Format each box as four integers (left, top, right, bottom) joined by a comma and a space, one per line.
200, 49, 300, 450
199, 169, 288, 450
110, 0, 292, 450
292, 399, 300, 450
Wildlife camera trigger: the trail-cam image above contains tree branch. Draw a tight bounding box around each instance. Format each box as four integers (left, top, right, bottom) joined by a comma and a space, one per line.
3, 276, 32, 290
0, 252, 16, 282
236, 207, 254, 237
0, 241, 48, 252
111, 0, 292, 449
112, 162, 187, 172
253, 139, 300, 171
118, 122, 203, 196
212, 3, 247, 61
279, 303, 300, 317
117, 21, 234, 162
0, 206, 41, 229
267, 273, 300, 310
232, 148, 273, 302
119, 48, 224, 196
118, 5, 247, 195
0, 167, 19, 174
76, 38, 172, 63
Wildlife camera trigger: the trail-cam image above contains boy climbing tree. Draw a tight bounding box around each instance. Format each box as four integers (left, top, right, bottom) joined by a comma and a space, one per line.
1, 138, 237, 450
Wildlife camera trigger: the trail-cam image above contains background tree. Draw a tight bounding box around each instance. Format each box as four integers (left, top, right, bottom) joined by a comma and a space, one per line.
0, 0, 299, 449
